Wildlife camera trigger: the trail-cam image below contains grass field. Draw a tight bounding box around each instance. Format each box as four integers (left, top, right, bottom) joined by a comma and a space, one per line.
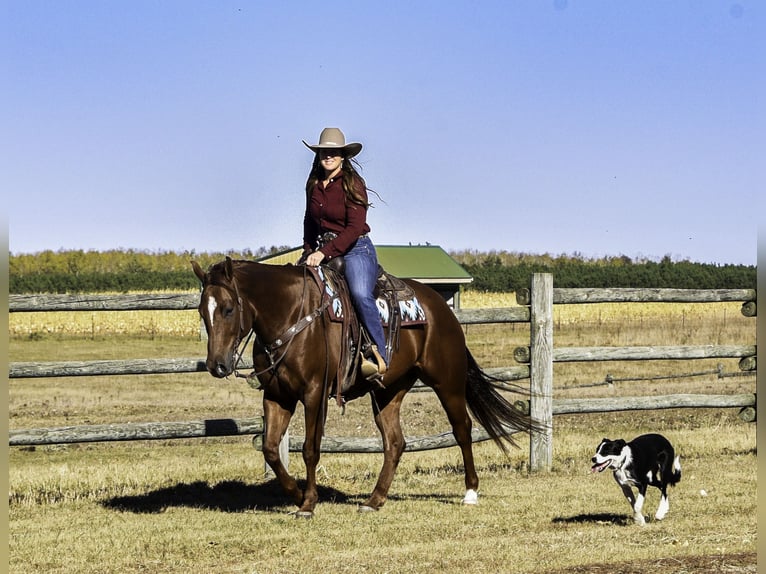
8, 293, 757, 573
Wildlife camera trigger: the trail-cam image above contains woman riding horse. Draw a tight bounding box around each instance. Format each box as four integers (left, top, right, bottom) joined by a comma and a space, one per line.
300, 127, 387, 379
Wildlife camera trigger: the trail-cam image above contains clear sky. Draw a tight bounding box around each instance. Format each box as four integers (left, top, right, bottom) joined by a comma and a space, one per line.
3, 1, 763, 265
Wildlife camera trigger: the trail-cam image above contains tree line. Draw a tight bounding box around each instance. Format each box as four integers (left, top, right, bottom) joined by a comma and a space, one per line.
9, 247, 290, 293
8, 248, 755, 293
451, 252, 755, 292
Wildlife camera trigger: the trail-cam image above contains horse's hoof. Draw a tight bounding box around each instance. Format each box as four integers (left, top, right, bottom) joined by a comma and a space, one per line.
357, 505, 378, 513
461, 489, 479, 505
294, 511, 314, 519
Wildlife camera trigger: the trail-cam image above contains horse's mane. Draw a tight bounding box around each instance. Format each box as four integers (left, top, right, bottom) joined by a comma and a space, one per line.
205, 259, 299, 286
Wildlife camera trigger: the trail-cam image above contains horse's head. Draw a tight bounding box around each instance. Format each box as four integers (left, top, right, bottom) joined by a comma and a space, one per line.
192, 257, 250, 378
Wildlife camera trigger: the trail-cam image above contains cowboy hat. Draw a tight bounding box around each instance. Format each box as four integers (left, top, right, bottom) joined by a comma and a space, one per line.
302, 127, 362, 158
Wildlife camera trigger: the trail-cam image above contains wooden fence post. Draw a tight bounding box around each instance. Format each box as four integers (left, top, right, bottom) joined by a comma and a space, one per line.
530, 273, 553, 472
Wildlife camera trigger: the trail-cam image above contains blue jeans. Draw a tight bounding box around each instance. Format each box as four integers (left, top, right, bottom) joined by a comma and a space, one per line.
343, 235, 387, 365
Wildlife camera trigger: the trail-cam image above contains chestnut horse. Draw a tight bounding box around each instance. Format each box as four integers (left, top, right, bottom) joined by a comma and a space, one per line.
192, 257, 535, 518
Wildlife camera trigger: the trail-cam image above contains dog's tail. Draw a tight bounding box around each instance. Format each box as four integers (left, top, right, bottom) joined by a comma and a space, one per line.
668, 455, 682, 486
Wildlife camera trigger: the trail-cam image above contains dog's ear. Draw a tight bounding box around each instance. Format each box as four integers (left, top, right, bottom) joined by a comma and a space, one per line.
615, 439, 627, 448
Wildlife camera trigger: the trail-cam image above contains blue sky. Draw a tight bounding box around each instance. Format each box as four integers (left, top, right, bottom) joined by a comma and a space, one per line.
3, 1, 763, 264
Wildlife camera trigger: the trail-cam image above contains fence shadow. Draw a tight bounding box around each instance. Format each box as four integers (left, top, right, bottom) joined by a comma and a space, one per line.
552, 512, 631, 526
101, 479, 353, 514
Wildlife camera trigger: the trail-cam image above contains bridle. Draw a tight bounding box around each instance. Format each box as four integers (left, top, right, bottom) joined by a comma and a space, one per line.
219, 268, 330, 384
226, 273, 252, 376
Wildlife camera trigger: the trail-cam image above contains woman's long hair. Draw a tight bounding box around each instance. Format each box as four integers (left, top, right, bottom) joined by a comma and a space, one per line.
305, 155, 369, 207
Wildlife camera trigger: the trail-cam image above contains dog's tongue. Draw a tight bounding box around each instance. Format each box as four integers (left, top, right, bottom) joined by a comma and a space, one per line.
591, 461, 610, 473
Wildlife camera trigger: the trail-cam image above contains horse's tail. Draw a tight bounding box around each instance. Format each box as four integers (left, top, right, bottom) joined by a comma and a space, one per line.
464, 349, 538, 455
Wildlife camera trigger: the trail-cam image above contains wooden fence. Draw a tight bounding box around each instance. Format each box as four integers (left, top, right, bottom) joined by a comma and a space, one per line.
8, 275, 757, 472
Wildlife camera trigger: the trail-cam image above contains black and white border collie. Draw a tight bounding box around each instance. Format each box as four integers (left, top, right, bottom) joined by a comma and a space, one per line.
591, 433, 681, 525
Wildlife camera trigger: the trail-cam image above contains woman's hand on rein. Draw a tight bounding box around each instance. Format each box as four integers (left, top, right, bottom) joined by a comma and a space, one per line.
306, 251, 326, 267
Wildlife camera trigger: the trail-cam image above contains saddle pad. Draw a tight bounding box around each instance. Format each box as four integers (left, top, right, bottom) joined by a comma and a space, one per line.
328, 292, 427, 326
375, 296, 427, 326
318, 267, 427, 326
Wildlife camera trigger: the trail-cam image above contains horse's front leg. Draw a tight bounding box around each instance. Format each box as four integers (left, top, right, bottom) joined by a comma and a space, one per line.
262, 397, 302, 507
296, 388, 327, 518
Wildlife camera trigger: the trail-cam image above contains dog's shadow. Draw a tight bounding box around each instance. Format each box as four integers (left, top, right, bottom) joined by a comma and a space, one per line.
552, 512, 632, 526
101, 479, 353, 514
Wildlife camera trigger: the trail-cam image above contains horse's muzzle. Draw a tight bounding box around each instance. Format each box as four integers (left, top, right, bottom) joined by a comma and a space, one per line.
207, 360, 233, 378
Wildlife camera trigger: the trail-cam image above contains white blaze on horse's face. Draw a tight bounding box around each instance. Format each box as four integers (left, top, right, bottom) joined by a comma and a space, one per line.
207, 296, 218, 329
201, 287, 240, 379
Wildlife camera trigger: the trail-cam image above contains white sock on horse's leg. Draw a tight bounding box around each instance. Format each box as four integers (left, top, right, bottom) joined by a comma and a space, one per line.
462, 489, 478, 505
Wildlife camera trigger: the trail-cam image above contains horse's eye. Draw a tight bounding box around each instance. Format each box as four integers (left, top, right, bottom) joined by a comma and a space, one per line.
223, 307, 235, 318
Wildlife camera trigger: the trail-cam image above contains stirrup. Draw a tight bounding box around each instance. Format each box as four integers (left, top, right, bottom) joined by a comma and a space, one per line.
360, 345, 387, 379
360, 358, 378, 378
369, 345, 387, 376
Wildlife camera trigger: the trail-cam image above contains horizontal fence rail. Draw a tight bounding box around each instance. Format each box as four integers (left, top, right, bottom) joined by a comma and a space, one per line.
10, 419, 524, 451
9, 346, 754, 379
512, 345, 756, 364
7, 359, 531, 381
9, 280, 757, 468
8, 295, 531, 322
9, 293, 200, 312
11, 393, 755, 448
550, 393, 756, 415
10, 418, 265, 446
516, 287, 756, 305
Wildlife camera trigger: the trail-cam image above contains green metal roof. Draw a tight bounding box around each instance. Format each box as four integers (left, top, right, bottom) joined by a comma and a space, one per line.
376, 245, 472, 283
257, 245, 472, 284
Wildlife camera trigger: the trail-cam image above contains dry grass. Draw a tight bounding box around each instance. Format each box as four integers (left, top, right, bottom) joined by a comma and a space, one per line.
8, 294, 757, 573
8, 417, 756, 574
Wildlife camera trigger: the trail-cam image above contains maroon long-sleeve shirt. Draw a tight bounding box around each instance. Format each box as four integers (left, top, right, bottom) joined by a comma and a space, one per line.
302, 175, 370, 259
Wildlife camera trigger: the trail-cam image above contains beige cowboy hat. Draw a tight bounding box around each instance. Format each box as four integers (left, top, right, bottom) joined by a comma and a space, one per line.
302, 127, 362, 158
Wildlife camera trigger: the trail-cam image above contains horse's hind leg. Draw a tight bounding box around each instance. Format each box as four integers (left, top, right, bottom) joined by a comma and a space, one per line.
431, 384, 479, 504
360, 388, 409, 512
262, 397, 302, 508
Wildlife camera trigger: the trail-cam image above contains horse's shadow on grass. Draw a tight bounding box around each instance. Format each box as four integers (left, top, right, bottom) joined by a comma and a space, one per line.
101, 479, 353, 514
102, 480, 460, 514
552, 512, 632, 526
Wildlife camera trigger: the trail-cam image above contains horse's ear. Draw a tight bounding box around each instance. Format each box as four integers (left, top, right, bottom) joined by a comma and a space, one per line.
191, 261, 206, 283
224, 256, 234, 280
